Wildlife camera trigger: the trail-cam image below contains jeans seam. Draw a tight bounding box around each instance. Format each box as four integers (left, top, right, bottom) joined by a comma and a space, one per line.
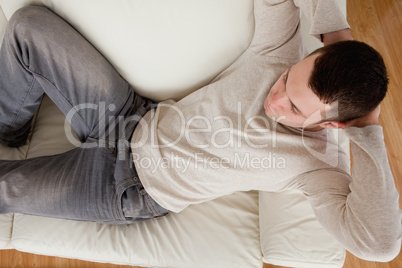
113, 178, 137, 221
3, 75, 36, 136
23, 97, 44, 159
144, 194, 159, 215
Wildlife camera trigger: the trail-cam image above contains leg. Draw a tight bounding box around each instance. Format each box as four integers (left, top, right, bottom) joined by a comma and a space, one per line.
0, 7, 166, 223
0, 140, 168, 224
0, 146, 123, 223
0, 6, 147, 145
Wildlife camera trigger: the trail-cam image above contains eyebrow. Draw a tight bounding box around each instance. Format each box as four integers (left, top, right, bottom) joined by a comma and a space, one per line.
284, 67, 308, 118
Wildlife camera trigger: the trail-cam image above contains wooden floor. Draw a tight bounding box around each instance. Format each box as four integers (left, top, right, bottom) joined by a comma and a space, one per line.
1, 0, 402, 267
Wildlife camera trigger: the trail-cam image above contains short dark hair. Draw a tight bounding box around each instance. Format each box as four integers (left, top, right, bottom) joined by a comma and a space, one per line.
308, 40, 388, 123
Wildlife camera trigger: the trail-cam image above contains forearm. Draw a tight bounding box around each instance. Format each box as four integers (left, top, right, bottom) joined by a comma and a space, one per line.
322, 28, 354, 46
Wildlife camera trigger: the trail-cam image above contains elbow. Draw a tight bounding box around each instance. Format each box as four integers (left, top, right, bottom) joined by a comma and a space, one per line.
350, 212, 402, 262
373, 243, 400, 262
357, 238, 401, 262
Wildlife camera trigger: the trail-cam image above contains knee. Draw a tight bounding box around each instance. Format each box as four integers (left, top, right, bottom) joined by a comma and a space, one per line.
7, 6, 53, 37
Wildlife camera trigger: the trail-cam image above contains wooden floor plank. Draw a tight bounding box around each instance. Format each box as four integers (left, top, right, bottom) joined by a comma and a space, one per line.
372, 0, 402, 88
347, 0, 382, 37
0, 249, 137, 268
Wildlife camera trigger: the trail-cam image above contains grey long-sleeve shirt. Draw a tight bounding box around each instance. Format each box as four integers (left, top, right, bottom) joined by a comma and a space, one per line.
131, 0, 402, 261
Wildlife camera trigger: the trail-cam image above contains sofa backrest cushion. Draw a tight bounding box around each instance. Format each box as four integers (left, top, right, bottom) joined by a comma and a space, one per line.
0, 0, 254, 101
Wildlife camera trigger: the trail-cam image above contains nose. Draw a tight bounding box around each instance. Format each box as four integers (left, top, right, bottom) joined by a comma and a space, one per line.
270, 89, 287, 111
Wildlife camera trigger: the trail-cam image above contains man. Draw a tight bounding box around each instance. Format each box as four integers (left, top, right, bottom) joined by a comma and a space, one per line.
0, 0, 400, 262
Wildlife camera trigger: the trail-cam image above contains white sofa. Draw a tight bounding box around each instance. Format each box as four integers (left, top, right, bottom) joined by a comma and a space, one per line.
0, 0, 349, 267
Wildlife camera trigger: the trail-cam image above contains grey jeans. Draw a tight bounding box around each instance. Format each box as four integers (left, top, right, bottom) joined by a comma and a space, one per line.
0, 6, 168, 224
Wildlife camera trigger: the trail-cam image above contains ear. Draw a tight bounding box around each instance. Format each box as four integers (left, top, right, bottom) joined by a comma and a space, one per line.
319, 121, 346, 129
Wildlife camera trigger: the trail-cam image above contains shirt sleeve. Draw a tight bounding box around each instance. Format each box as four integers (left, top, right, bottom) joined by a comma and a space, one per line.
293, 0, 350, 40
250, 0, 349, 56
296, 125, 402, 262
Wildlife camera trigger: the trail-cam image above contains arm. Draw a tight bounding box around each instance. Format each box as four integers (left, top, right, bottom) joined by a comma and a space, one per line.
298, 108, 402, 261
343, 125, 401, 261
250, 0, 350, 56
294, 0, 350, 41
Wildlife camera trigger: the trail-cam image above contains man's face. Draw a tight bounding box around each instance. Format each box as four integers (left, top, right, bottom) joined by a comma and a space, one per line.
264, 54, 330, 130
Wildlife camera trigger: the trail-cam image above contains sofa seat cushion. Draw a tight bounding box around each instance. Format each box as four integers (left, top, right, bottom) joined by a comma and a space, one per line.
11, 191, 261, 267
0, 214, 13, 249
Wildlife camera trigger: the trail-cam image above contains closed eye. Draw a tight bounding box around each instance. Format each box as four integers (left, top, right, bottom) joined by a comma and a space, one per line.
283, 68, 306, 118
282, 70, 300, 116
290, 104, 299, 115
